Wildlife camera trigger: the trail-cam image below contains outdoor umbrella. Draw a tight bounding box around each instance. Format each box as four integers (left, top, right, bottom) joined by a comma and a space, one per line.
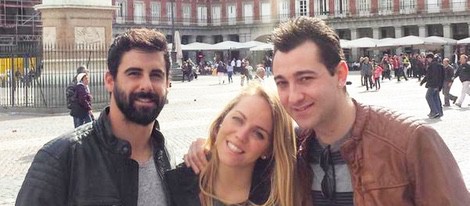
347, 37, 378, 48
182, 42, 214, 51
340, 39, 350, 49
239, 41, 266, 49
457, 37, 470, 44
174, 31, 183, 66
213, 41, 245, 50
376, 38, 396, 48
424, 36, 457, 45
249, 43, 273, 51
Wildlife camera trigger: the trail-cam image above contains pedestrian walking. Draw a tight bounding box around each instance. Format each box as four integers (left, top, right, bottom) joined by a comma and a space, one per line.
442, 58, 458, 107
453, 54, 470, 107
420, 53, 445, 118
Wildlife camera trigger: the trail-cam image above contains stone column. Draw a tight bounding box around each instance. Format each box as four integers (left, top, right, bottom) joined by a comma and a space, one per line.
418, 25, 427, 54
372, 27, 380, 60
351, 28, 359, 62
35, 0, 115, 46
395, 26, 403, 55
418, 25, 426, 37
443, 24, 452, 58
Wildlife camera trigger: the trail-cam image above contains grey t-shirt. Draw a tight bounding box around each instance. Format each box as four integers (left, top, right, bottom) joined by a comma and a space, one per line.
138, 156, 167, 206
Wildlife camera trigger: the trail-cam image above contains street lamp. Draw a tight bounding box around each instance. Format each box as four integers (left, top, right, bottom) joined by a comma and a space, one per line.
170, 0, 183, 81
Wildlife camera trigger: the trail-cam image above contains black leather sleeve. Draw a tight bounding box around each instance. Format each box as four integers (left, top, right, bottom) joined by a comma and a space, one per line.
16, 149, 68, 206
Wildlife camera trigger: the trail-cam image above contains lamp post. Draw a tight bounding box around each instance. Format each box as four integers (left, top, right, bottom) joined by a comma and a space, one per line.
170, 0, 183, 81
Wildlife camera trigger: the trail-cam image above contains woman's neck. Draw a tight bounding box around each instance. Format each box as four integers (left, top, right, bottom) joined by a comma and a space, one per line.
214, 164, 254, 204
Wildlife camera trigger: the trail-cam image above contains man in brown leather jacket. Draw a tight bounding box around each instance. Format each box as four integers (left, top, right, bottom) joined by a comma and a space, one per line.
186, 17, 470, 205
273, 16, 469, 206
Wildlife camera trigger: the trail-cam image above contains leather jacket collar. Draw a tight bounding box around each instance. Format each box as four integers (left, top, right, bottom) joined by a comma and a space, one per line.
93, 106, 166, 157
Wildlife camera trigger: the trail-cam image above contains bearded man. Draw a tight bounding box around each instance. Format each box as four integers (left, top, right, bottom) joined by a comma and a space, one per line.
16, 28, 172, 206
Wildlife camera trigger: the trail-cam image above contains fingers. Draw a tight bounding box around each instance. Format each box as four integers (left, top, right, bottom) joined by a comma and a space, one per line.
184, 138, 208, 174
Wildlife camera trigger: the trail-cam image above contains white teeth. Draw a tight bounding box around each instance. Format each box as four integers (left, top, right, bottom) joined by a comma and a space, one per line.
227, 141, 243, 153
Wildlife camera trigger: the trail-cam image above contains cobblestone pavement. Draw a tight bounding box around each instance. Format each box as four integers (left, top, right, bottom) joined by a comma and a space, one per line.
1, 72, 469, 205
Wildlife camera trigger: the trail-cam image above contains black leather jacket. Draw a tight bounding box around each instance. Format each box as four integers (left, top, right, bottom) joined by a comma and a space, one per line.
165, 162, 271, 206
16, 107, 172, 206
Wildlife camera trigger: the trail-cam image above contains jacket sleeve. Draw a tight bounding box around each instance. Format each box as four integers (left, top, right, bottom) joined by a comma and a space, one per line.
16, 149, 67, 206
406, 125, 470, 205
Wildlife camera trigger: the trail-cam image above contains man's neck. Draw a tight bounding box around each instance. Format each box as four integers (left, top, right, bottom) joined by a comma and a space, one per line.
108, 106, 154, 163
314, 97, 356, 145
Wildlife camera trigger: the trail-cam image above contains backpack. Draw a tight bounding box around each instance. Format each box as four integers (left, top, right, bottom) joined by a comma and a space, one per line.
66, 84, 77, 109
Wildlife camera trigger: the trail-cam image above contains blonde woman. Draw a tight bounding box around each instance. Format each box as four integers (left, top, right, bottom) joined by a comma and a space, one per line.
165, 83, 297, 206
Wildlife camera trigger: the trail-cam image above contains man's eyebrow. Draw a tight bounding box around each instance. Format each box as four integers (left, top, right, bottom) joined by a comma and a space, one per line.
274, 69, 318, 81
124, 67, 142, 73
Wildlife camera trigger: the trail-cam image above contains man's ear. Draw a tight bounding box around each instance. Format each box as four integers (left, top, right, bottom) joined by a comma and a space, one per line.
104, 72, 114, 93
336, 61, 349, 87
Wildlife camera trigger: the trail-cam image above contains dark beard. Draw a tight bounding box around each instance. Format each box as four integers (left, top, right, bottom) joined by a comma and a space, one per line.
113, 85, 166, 126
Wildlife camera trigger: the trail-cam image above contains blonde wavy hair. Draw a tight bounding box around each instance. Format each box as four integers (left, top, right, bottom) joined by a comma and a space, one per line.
199, 83, 297, 206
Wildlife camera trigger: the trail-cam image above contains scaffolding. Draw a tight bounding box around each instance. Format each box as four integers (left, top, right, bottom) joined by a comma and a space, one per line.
0, 0, 42, 46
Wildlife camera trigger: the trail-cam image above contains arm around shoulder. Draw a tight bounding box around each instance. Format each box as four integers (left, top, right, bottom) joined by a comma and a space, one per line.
406, 125, 470, 205
16, 149, 68, 206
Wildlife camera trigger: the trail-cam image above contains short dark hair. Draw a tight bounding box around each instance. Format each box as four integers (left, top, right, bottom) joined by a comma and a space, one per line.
107, 28, 170, 79
271, 16, 344, 76
76, 65, 87, 74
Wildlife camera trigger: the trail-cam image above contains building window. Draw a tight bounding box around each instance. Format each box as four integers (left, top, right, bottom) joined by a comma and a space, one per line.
335, 0, 349, 17
212, 5, 221, 26
134, 1, 145, 24
400, 0, 416, 14
379, 0, 393, 15
427, 0, 440, 13
227, 4, 236, 25
116, 0, 127, 23
261, 2, 271, 23
451, 0, 466, 12
182, 4, 191, 25
278, 0, 290, 21
243, 3, 253, 24
166, 2, 175, 25
297, 0, 309, 16
314, 0, 328, 18
151, 2, 161, 24
357, 0, 371, 16
197, 6, 208, 26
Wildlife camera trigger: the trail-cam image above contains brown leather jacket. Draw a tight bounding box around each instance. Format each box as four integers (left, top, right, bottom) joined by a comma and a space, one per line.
297, 100, 470, 205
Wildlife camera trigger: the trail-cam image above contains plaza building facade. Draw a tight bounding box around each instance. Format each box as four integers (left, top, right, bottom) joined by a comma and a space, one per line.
111, 0, 470, 61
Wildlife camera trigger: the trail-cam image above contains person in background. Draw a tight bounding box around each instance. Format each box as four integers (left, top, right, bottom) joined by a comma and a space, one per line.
453, 54, 470, 107
217, 61, 226, 84
166, 83, 297, 206
254, 66, 266, 83
373, 61, 383, 90
360, 57, 373, 91
185, 16, 470, 205
420, 53, 445, 118
16, 28, 173, 206
227, 59, 234, 83
71, 72, 93, 128
442, 58, 458, 107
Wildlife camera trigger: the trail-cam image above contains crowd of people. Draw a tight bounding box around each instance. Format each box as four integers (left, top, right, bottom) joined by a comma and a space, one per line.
16, 17, 470, 206
357, 50, 470, 119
